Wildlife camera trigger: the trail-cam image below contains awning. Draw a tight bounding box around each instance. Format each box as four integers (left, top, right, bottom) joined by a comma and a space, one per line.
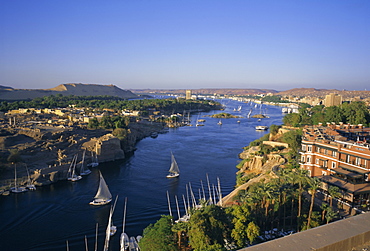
332, 168, 363, 179
340, 165, 370, 174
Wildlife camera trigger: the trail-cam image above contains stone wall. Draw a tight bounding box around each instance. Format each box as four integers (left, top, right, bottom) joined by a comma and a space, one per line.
262, 141, 289, 148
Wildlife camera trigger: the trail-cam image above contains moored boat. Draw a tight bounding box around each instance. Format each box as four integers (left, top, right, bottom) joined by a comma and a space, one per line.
255, 125, 268, 130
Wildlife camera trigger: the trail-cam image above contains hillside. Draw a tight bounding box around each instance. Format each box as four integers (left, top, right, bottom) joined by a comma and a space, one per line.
131, 87, 370, 99
0, 83, 138, 100
277, 88, 370, 99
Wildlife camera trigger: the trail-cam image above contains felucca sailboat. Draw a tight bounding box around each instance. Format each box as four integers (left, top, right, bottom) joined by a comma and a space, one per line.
166, 152, 180, 178
90, 171, 112, 205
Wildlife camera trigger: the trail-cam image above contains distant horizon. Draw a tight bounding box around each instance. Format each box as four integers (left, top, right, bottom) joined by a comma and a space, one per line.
0, 82, 368, 92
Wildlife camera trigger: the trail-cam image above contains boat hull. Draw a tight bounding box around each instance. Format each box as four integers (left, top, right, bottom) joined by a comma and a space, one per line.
80, 169, 92, 176
89, 198, 112, 206
10, 187, 27, 193
68, 175, 82, 181
255, 126, 268, 130
166, 173, 179, 178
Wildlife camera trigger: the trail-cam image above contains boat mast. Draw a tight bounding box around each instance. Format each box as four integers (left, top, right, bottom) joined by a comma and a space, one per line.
122, 197, 127, 234
217, 177, 222, 206
14, 163, 17, 190
166, 191, 172, 218
206, 173, 213, 204
81, 150, 86, 173
94, 223, 98, 251
186, 184, 190, 214
182, 194, 188, 216
175, 195, 180, 221
84, 235, 88, 251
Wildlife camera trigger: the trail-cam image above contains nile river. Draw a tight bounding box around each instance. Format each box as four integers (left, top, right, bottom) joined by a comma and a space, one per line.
0, 99, 285, 251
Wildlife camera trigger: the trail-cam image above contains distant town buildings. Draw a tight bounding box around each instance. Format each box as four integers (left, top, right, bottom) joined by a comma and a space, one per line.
185, 90, 192, 100
299, 96, 322, 106
300, 123, 370, 208
324, 93, 343, 107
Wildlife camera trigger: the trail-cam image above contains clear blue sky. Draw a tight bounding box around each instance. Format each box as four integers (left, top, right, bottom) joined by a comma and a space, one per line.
1, 0, 370, 91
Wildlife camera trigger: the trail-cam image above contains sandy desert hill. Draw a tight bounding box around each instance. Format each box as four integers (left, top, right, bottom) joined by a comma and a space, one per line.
0, 83, 138, 100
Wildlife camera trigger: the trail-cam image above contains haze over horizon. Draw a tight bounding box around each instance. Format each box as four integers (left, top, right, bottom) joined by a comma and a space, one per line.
1, 1, 370, 91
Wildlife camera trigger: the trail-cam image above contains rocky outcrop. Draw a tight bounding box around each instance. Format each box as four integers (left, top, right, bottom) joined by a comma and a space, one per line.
238, 146, 260, 159
0, 122, 165, 190
221, 141, 287, 206
83, 134, 125, 163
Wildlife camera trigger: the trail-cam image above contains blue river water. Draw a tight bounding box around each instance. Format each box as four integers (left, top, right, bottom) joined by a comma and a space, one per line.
0, 99, 285, 251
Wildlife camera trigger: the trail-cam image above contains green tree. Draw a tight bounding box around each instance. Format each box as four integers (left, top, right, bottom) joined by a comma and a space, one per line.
100, 115, 114, 129
171, 221, 189, 249
320, 203, 330, 222
230, 205, 250, 248
325, 207, 338, 224
283, 113, 301, 127
306, 177, 321, 229
88, 118, 99, 129
139, 215, 177, 251
269, 124, 280, 135
246, 221, 260, 245
282, 129, 302, 154
327, 186, 341, 207
324, 106, 344, 124
188, 205, 230, 251
112, 128, 128, 140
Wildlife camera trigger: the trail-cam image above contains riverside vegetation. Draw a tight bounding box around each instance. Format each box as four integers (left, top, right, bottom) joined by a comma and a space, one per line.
139, 101, 370, 250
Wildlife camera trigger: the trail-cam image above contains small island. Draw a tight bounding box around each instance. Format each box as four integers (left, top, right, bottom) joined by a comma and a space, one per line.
251, 114, 268, 118
207, 112, 242, 118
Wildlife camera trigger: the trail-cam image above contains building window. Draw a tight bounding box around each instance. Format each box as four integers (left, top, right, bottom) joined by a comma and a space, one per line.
323, 160, 328, 168
332, 151, 337, 157
302, 145, 306, 151
324, 149, 328, 155
316, 159, 319, 164
356, 158, 361, 166
301, 156, 305, 162
308, 170, 312, 176
308, 146, 312, 152
317, 147, 320, 153
307, 156, 311, 163
332, 162, 336, 168
346, 155, 351, 163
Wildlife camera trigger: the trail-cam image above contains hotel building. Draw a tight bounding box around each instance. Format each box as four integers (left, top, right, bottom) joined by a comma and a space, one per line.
300, 123, 370, 207
324, 93, 343, 107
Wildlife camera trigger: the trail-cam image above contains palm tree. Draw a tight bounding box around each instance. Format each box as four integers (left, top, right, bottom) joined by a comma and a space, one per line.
171, 221, 188, 249
306, 177, 321, 229
286, 168, 308, 231
325, 207, 338, 224
327, 185, 341, 208
320, 203, 330, 222
295, 169, 309, 220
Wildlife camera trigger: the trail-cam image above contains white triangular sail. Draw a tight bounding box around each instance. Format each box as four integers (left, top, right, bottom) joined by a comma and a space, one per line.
167, 152, 180, 178
169, 153, 179, 174
90, 171, 112, 205
95, 172, 112, 201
